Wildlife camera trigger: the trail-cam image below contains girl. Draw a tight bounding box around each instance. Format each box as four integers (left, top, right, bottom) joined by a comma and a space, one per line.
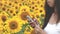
29, 0, 60, 34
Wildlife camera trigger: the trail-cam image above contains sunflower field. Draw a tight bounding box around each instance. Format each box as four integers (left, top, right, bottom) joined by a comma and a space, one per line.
0, 0, 45, 34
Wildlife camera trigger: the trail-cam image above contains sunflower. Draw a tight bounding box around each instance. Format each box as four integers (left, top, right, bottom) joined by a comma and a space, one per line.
13, 3, 21, 15
5, 1, 15, 8
17, 5, 34, 24
29, 4, 40, 12
19, 5, 30, 12
5, 17, 22, 33
0, 12, 9, 22
24, 26, 33, 34
26, 0, 36, 5
0, 1, 4, 8
2, 29, 11, 34
34, 10, 41, 18
18, 12, 29, 24
33, 7, 45, 18
39, 8, 45, 18
7, 7, 17, 17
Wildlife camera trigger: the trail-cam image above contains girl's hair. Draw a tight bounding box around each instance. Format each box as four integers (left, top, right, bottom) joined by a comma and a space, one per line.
42, 0, 60, 29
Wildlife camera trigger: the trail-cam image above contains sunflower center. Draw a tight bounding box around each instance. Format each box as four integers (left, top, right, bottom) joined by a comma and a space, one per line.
36, 15, 40, 18
20, 12, 30, 20
1, 16, 7, 22
9, 21, 18, 30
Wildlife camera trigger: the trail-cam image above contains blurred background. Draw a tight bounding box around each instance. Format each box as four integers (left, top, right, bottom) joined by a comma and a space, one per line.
0, 0, 45, 34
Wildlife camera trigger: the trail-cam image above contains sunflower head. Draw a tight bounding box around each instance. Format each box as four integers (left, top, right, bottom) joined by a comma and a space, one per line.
0, 12, 9, 22
1, 15, 7, 22
5, 17, 22, 33
17, 5, 33, 21
20, 12, 30, 20
9, 21, 18, 30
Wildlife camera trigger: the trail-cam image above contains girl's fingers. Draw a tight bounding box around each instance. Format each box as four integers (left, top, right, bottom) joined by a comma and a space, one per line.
28, 18, 40, 28
30, 22, 36, 28
33, 18, 40, 25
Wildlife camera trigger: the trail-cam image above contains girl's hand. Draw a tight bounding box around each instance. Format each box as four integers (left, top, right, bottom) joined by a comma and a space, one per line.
28, 18, 40, 28
28, 18, 46, 34
28, 18, 42, 34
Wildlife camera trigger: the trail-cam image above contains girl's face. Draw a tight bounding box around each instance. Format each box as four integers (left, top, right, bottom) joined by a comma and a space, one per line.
47, 0, 55, 7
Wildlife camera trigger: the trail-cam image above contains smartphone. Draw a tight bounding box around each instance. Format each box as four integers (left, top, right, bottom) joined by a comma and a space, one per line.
26, 15, 39, 25
26, 15, 34, 23
26, 15, 35, 28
